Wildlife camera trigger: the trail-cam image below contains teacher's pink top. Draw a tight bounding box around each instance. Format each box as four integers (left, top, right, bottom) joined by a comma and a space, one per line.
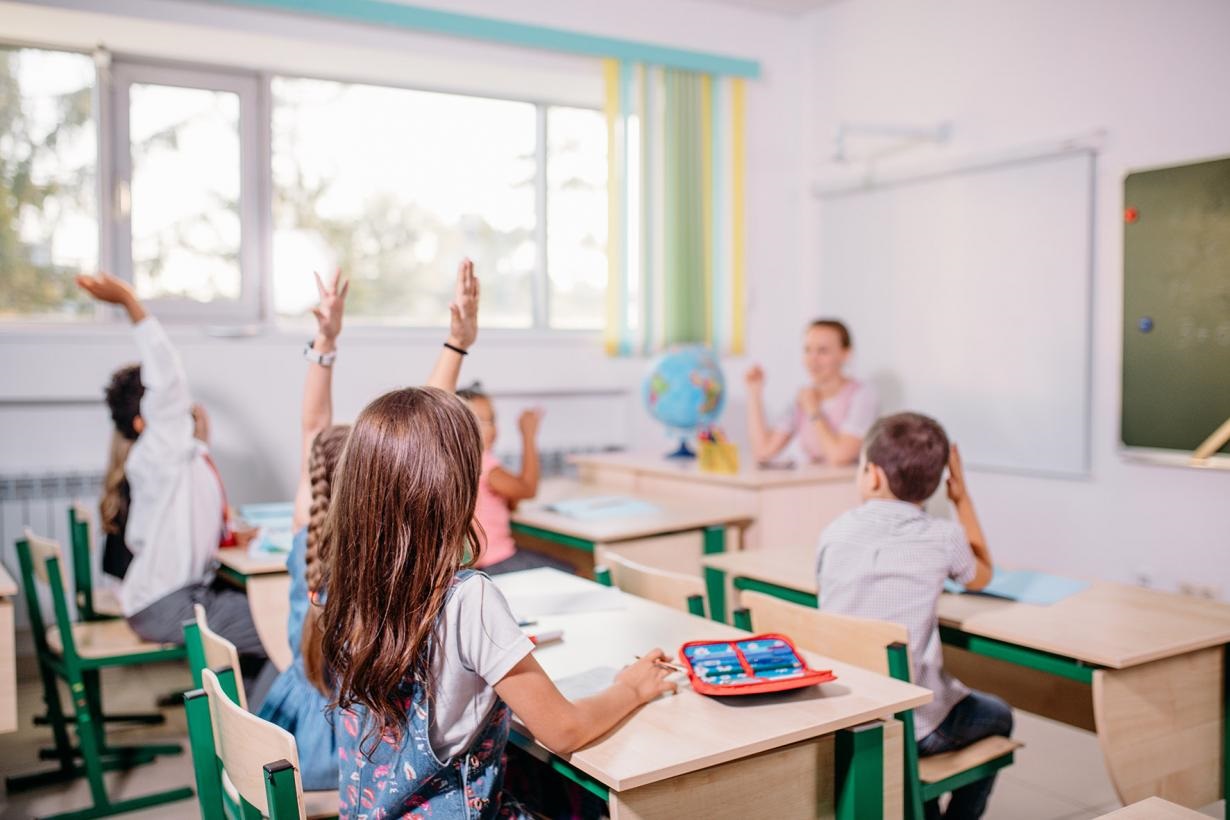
773, 379, 879, 463
474, 451, 518, 568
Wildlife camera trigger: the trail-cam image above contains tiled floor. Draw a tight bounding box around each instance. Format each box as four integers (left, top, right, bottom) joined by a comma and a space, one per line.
0, 658, 1225, 819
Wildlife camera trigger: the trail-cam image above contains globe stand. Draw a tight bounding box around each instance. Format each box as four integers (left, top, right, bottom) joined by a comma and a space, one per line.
666, 438, 696, 459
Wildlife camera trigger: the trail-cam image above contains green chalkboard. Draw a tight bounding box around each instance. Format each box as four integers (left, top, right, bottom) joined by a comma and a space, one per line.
1122, 156, 1230, 455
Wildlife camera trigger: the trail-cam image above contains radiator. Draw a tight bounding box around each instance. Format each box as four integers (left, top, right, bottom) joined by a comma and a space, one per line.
0, 470, 103, 632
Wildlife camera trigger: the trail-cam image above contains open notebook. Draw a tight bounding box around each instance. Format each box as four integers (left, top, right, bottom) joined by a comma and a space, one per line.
545, 496, 660, 521
945, 569, 1089, 606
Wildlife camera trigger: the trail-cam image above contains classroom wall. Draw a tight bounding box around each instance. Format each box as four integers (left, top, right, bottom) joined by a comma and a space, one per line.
0, 1, 810, 502
803, 0, 1230, 597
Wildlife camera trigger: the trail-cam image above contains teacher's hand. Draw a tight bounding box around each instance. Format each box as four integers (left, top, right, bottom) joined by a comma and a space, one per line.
745, 365, 765, 392
798, 386, 822, 417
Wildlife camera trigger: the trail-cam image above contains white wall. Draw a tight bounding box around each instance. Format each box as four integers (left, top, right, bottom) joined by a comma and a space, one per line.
804, 0, 1230, 596
0, 0, 811, 502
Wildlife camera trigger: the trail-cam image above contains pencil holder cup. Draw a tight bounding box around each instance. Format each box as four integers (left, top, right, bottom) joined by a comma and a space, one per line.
699, 441, 739, 474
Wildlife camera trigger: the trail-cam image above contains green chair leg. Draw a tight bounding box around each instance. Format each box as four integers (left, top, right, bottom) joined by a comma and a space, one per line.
686, 594, 706, 618
732, 607, 752, 631
263, 760, 302, 819
184, 689, 226, 820
836, 721, 884, 820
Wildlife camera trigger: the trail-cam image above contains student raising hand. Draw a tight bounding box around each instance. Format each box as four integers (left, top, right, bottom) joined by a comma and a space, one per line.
946, 443, 969, 506
448, 257, 480, 351
76, 272, 147, 323
428, 258, 481, 392
310, 269, 350, 345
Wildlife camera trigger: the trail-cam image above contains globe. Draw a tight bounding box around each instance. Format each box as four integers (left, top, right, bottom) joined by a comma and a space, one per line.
642, 345, 727, 458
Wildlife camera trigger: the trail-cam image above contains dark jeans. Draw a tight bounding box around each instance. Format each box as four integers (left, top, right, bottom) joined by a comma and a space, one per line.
127, 577, 274, 708
917, 690, 1014, 820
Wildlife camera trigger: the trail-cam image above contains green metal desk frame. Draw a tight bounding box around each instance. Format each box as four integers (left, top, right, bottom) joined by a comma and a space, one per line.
510, 522, 729, 558
707, 566, 1230, 802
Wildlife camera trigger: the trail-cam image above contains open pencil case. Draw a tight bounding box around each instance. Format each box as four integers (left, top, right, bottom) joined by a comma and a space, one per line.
679, 633, 837, 696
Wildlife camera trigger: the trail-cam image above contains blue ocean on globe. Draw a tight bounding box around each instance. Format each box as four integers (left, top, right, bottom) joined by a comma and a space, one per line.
642, 346, 726, 434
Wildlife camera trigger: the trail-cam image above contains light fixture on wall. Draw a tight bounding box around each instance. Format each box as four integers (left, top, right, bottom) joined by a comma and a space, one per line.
831, 120, 952, 164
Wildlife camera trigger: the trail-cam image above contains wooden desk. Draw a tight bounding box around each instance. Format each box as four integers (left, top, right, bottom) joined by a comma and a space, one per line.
493, 568, 931, 819
0, 563, 17, 733
511, 479, 754, 578
700, 547, 1230, 810
572, 452, 858, 551
215, 549, 292, 672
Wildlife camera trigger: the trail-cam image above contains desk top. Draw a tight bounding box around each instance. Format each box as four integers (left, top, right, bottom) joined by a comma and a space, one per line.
216, 548, 289, 577
572, 452, 857, 489
493, 568, 930, 791
513, 480, 753, 544
0, 564, 15, 598
701, 548, 1230, 670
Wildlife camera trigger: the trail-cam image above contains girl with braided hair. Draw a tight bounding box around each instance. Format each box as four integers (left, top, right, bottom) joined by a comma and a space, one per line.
257, 260, 481, 790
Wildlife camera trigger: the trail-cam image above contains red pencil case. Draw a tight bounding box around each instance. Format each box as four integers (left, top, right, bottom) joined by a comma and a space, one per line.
679, 633, 837, 697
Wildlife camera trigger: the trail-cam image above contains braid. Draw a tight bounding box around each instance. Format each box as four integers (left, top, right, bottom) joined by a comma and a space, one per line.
302, 424, 350, 694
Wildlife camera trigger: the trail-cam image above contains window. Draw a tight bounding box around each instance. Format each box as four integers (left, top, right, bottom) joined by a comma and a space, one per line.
0, 46, 97, 321
0, 46, 606, 330
271, 78, 538, 327
112, 63, 261, 320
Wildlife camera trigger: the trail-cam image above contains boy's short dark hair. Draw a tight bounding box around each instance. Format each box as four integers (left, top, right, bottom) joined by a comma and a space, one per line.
864, 412, 950, 503
105, 365, 144, 441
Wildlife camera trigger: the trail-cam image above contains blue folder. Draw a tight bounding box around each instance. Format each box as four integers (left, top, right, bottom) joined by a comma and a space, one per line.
944, 569, 1089, 606
238, 502, 296, 553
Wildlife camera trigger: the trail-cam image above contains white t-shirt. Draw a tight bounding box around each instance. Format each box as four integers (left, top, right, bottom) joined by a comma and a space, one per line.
429, 573, 534, 760
120, 318, 225, 615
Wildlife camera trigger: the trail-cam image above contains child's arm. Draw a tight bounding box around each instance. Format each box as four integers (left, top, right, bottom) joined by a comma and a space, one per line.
292, 271, 349, 531
488, 409, 543, 501
76, 274, 190, 436
494, 650, 676, 754
947, 443, 993, 590
798, 388, 862, 466
425, 258, 480, 393
745, 365, 792, 462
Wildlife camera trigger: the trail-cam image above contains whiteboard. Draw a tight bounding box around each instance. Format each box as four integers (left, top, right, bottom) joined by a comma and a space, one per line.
819, 150, 1094, 476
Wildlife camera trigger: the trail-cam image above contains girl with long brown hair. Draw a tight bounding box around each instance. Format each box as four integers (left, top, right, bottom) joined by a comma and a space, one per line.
257, 261, 481, 791
323, 386, 675, 818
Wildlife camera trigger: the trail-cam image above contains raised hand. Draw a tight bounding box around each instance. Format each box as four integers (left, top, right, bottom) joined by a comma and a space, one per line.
76, 273, 145, 323
310, 269, 349, 343
745, 364, 765, 392
448, 258, 480, 350
518, 408, 544, 439
947, 443, 969, 505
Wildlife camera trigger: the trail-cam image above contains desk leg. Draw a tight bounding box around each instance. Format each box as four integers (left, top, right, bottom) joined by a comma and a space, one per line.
836, 721, 884, 820
1092, 645, 1222, 808
702, 525, 726, 555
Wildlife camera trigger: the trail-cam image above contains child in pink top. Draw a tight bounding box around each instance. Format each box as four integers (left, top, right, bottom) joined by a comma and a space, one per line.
459, 386, 569, 574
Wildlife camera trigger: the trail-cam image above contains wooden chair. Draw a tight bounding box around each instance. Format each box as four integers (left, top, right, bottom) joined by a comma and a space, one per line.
593, 547, 707, 617
736, 590, 1021, 820
183, 606, 338, 819
67, 503, 123, 621
7, 531, 192, 818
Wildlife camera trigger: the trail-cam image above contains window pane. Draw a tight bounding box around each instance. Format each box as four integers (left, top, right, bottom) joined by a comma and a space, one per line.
271, 78, 536, 327
129, 84, 241, 302
547, 107, 607, 330
0, 47, 97, 321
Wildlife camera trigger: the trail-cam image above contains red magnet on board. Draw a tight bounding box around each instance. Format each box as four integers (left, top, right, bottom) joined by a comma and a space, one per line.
1124, 207, 1139, 223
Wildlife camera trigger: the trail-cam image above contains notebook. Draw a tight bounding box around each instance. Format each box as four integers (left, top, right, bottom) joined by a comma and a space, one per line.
546, 496, 660, 521
945, 569, 1089, 606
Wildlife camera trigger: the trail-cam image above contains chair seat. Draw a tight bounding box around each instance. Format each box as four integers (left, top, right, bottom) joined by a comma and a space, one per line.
92, 587, 124, 617
46, 619, 177, 660
919, 735, 1022, 785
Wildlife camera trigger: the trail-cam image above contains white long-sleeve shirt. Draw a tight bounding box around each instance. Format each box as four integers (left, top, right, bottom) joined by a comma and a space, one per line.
119, 317, 225, 616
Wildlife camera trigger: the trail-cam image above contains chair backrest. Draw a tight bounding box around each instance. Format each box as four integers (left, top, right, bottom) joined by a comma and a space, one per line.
594, 547, 707, 618
16, 530, 80, 660
67, 503, 100, 619
185, 604, 247, 710
201, 667, 304, 818
738, 590, 909, 677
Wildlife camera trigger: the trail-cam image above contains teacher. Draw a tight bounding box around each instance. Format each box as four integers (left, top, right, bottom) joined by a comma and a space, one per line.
745, 319, 879, 466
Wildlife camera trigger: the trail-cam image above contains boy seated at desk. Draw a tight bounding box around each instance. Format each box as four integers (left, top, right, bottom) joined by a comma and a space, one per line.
816, 412, 1011, 820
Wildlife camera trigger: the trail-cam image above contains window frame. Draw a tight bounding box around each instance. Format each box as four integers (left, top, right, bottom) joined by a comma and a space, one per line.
1, 41, 605, 334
